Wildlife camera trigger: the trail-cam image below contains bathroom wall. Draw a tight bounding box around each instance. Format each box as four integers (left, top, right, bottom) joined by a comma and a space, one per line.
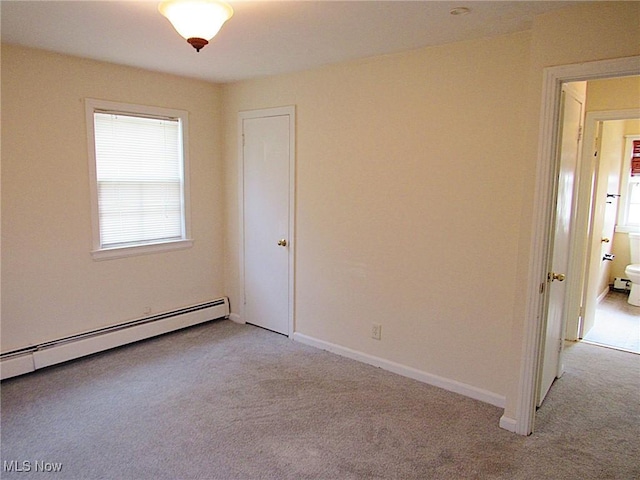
611, 120, 640, 280
594, 119, 626, 295
585, 77, 640, 284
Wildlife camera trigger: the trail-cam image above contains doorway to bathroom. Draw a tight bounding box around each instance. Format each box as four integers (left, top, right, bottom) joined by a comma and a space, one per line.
515, 56, 640, 437
577, 118, 640, 355
565, 107, 640, 356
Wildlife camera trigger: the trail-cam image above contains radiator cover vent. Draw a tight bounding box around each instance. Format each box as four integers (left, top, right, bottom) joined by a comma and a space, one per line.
0, 297, 229, 380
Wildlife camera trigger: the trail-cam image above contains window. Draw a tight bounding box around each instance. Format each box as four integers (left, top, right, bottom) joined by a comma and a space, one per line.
86, 99, 192, 260
617, 135, 640, 233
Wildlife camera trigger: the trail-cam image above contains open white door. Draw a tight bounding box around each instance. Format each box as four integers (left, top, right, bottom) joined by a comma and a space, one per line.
537, 86, 584, 406
240, 107, 295, 336
581, 120, 631, 338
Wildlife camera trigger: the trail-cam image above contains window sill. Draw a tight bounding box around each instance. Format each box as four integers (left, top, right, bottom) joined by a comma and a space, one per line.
91, 239, 194, 261
615, 225, 640, 234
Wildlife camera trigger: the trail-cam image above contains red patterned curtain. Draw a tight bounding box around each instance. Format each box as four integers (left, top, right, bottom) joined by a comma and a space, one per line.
632, 140, 640, 177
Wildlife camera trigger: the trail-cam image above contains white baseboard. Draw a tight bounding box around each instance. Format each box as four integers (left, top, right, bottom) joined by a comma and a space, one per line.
0, 354, 36, 380
1, 298, 229, 380
499, 415, 518, 433
597, 286, 610, 304
228, 313, 244, 324
293, 332, 505, 408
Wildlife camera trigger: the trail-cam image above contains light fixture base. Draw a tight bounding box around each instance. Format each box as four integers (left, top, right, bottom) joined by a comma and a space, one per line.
187, 37, 209, 52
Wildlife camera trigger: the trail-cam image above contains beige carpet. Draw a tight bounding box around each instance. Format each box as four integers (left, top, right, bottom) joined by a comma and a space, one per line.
1, 320, 638, 479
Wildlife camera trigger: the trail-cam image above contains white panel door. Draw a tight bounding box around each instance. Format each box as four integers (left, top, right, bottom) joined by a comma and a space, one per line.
538, 89, 584, 406
242, 111, 292, 335
581, 122, 623, 338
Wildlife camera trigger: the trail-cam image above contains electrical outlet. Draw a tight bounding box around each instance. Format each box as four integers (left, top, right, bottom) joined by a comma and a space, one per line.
371, 323, 382, 340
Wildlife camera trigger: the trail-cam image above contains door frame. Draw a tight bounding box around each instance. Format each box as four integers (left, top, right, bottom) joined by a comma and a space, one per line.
510, 55, 640, 436
237, 106, 296, 337
573, 110, 640, 340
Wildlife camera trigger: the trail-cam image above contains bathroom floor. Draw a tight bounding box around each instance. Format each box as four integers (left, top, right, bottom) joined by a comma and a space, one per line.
583, 290, 640, 354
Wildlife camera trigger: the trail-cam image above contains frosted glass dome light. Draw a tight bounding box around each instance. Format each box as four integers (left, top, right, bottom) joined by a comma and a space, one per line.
159, 0, 234, 52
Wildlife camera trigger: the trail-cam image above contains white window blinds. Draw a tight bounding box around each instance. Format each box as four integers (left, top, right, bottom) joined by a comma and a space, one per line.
93, 112, 185, 248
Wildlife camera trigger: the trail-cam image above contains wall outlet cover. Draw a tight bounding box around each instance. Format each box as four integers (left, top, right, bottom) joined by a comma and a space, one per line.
371, 323, 382, 340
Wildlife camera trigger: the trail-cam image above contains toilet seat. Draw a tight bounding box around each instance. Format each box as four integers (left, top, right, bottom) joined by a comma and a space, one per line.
625, 264, 640, 307
625, 264, 640, 277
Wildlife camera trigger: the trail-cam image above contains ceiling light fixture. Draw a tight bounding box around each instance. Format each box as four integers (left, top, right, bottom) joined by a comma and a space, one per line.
158, 0, 234, 52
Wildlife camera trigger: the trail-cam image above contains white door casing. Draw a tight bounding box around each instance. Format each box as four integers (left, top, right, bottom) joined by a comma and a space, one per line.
239, 107, 296, 336
505, 55, 640, 436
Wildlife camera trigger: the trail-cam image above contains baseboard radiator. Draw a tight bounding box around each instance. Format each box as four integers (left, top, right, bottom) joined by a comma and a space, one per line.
0, 297, 229, 381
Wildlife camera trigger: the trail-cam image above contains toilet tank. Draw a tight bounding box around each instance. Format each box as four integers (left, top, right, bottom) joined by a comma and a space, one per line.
629, 233, 640, 264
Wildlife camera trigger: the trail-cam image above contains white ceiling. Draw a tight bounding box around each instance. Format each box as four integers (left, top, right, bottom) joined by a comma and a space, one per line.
1, 0, 578, 83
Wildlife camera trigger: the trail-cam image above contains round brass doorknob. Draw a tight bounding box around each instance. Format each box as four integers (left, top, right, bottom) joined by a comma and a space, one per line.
277, 239, 288, 247
549, 272, 566, 282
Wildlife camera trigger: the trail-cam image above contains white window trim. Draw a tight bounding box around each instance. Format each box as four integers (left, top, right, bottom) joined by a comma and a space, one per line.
91, 239, 194, 261
615, 134, 640, 234
86, 98, 193, 260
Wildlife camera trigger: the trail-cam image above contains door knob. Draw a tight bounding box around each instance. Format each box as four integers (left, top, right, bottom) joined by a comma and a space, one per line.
601, 237, 611, 243
548, 272, 566, 282
277, 239, 288, 247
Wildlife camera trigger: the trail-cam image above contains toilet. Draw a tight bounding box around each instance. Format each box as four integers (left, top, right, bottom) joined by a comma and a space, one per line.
624, 232, 640, 306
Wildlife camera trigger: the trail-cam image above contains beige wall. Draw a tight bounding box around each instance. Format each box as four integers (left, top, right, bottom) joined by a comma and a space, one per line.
2, 1, 638, 427
1, 45, 225, 352
224, 2, 640, 407
586, 77, 640, 112
504, 1, 640, 421
224, 31, 532, 399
